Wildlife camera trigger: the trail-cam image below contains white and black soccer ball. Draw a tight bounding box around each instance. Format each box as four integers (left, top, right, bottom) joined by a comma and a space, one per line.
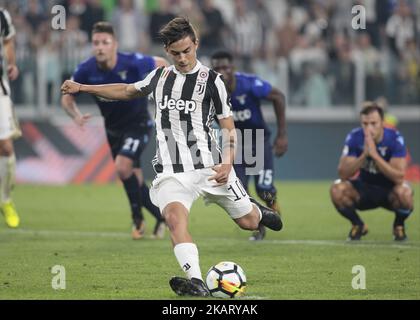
206, 261, 247, 298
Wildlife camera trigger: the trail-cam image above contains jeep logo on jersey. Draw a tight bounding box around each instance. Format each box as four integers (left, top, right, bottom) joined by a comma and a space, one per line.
232, 109, 252, 122
158, 95, 197, 114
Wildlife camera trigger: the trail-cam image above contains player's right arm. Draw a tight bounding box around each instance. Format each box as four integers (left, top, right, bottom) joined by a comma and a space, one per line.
338, 154, 367, 180
61, 81, 143, 100
337, 131, 367, 180
61, 67, 163, 100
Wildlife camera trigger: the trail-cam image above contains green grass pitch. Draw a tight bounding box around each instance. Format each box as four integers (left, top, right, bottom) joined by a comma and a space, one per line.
0, 182, 419, 300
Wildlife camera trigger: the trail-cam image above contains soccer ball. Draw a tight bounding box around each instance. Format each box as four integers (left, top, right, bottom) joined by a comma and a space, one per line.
206, 261, 247, 298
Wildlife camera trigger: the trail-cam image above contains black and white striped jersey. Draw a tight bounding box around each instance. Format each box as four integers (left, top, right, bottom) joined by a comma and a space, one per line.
134, 60, 233, 174
0, 8, 15, 61
0, 8, 15, 93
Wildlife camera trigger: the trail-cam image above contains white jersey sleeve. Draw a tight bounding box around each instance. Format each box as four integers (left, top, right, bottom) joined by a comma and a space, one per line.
0, 9, 16, 40
213, 74, 233, 120
133, 67, 163, 95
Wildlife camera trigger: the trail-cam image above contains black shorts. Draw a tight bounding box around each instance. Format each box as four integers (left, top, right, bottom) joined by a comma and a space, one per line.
350, 179, 394, 211
106, 124, 152, 168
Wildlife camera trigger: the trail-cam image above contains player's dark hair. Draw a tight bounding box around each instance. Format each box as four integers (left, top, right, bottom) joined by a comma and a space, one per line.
360, 101, 384, 120
159, 17, 197, 47
211, 51, 234, 62
92, 21, 115, 36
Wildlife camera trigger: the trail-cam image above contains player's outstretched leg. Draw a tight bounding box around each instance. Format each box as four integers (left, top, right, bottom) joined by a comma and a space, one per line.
250, 190, 280, 241
250, 197, 283, 231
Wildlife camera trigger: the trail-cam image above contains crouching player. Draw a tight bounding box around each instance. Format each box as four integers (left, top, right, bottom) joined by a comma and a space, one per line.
330, 102, 414, 241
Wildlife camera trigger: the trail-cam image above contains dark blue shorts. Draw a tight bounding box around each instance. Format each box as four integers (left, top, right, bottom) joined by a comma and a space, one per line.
106, 124, 152, 168
350, 179, 394, 211
234, 132, 276, 195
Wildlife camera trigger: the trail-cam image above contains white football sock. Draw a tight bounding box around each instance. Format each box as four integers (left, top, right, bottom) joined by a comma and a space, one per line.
174, 243, 203, 281
0, 155, 15, 204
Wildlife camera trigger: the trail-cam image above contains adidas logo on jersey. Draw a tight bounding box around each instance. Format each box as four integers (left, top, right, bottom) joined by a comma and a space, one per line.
158, 95, 197, 114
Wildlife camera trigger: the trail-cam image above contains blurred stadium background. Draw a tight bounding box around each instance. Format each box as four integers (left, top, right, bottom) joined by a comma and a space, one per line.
0, 0, 420, 184
1, 0, 420, 301
1, 0, 419, 183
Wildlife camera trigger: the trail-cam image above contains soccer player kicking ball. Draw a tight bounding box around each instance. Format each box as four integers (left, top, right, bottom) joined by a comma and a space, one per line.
61, 17, 283, 297
330, 102, 414, 241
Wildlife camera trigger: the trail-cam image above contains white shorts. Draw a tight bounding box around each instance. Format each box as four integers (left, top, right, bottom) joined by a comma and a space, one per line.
0, 95, 21, 140
149, 167, 253, 219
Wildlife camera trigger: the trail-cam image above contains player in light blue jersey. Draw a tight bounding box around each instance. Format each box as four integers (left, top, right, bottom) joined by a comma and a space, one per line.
330, 102, 414, 241
61, 22, 168, 240
211, 51, 288, 241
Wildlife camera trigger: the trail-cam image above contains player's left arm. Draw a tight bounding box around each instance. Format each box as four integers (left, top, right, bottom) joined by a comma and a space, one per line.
209, 116, 236, 186
62, 67, 163, 99
3, 36, 19, 81
366, 132, 406, 185
371, 155, 406, 185
209, 74, 235, 186
61, 80, 143, 100
219, 116, 237, 166
266, 88, 287, 157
